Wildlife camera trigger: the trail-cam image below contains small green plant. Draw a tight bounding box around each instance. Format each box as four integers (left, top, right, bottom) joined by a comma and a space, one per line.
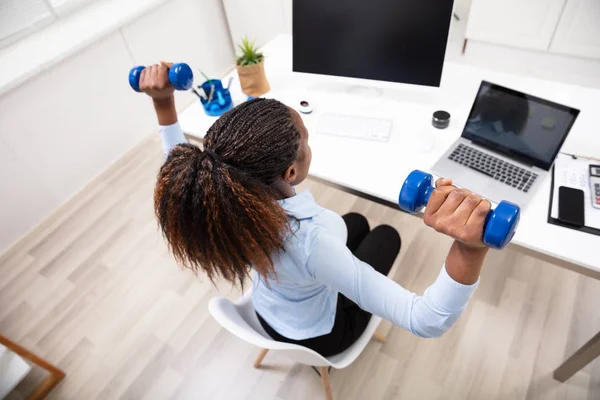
236, 37, 264, 66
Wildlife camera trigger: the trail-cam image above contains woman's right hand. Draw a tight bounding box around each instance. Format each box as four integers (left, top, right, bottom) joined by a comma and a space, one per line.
139, 62, 175, 101
423, 178, 492, 249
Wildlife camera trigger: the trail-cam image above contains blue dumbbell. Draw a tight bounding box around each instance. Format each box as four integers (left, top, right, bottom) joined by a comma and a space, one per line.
128, 63, 193, 92
398, 170, 520, 249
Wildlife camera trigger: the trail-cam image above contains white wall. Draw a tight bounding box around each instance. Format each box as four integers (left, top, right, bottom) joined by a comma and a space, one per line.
0, 0, 234, 254
222, 0, 291, 49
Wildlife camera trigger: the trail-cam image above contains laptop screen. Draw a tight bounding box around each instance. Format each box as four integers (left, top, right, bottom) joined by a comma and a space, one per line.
462, 81, 580, 170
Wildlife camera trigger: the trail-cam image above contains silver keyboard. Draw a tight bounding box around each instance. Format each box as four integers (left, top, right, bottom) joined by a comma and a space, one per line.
449, 144, 538, 192
317, 113, 392, 142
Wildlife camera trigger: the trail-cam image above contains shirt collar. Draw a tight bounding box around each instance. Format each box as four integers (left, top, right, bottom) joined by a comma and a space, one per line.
278, 189, 323, 219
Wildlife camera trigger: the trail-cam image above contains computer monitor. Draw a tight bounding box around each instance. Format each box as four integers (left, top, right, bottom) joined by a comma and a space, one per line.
293, 0, 454, 87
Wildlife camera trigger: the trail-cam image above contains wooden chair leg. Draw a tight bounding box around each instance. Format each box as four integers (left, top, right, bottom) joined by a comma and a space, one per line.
28, 373, 65, 400
253, 348, 269, 368
319, 366, 333, 400
372, 330, 387, 343
554, 330, 600, 382
0, 335, 65, 400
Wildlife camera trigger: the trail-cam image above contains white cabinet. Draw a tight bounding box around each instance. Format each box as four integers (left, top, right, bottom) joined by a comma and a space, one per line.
465, 0, 566, 51
549, 0, 600, 60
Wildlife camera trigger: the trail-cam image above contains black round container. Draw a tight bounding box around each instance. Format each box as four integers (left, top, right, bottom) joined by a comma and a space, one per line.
432, 110, 450, 129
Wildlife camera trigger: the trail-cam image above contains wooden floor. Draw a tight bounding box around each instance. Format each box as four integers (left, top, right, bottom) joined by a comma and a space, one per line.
1, 134, 599, 400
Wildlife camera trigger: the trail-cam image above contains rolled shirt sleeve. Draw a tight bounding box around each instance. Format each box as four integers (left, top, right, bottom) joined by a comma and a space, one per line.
159, 122, 187, 158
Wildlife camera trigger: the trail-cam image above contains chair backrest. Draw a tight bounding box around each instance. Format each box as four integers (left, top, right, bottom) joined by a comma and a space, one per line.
208, 293, 333, 367
208, 292, 383, 369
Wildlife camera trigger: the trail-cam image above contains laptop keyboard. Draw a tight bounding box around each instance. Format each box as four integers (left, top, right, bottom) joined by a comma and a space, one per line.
448, 144, 538, 193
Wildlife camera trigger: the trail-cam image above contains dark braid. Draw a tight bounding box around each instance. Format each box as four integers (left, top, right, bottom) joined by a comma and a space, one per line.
203, 98, 299, 183
154, 99, 301, 287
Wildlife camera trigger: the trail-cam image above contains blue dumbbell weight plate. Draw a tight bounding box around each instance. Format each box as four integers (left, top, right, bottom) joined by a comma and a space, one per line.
483, 200, 520, 249
169, 63, 193, 91
398, 170, 433, 213
129, 65, 145, 92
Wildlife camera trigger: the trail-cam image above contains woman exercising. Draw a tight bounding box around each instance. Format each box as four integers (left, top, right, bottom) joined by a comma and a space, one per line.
140, 63, 491, 357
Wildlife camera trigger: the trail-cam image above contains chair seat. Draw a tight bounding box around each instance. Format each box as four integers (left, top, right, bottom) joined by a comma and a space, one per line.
208, 291, 382, 369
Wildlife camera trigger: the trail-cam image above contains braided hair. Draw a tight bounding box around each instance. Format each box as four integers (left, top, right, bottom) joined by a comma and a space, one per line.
154, 98, 301, 287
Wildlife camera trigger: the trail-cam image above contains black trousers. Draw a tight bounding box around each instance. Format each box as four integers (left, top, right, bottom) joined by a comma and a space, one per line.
257, 213, 401, 357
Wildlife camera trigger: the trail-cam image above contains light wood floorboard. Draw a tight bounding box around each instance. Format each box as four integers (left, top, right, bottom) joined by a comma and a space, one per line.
1, 134, 599, 399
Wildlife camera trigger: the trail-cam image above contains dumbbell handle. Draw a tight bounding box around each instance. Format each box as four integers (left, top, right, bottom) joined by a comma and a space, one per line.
128, 63, 193, 92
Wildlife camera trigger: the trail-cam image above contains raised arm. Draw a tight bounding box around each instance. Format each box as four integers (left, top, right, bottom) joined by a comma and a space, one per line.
138, 62, 187, 158
308, 179, 491, 338
308, 233, 478, 338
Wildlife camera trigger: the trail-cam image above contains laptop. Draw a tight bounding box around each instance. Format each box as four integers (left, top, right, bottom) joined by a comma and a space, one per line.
431, 81, 580, 207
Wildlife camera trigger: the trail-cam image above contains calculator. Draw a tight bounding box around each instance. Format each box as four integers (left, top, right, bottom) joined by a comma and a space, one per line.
591, 164, 600, 209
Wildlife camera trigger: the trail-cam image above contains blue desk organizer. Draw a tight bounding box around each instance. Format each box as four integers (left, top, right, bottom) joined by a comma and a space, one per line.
200, 79, 233, 116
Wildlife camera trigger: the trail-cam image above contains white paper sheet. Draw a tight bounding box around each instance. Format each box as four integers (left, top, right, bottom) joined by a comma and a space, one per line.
551, 153, 600, 229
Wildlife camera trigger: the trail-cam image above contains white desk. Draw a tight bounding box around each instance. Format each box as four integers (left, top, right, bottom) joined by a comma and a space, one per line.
180, 34, 600, 381
180, 34, 600, 279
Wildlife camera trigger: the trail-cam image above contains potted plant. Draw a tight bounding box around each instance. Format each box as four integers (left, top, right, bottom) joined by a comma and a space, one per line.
236, 37, 270, 97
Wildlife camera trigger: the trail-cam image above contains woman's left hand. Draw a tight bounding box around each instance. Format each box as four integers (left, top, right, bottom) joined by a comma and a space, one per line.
422, 178, 492, 249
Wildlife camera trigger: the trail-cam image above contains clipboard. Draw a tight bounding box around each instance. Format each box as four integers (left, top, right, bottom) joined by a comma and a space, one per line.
547, 153, 600, 236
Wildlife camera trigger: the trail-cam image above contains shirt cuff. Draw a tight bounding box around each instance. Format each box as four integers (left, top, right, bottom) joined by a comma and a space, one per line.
159, 121, 187, 158
426, 264, 479, 312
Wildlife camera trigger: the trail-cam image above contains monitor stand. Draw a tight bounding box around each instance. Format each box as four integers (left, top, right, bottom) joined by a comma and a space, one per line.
309, 81, 440, 105
346, 85, 383, 99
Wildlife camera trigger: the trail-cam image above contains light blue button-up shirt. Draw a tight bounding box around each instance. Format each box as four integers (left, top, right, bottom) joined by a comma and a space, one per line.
160, 122, 479, 340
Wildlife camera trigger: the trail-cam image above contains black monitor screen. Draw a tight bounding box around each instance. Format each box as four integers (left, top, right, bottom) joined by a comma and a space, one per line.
462, 81, 580, 170
293, 0, 454, 87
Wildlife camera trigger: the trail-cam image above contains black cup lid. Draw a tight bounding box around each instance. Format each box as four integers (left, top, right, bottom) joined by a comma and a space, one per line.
433, 110, 450, 121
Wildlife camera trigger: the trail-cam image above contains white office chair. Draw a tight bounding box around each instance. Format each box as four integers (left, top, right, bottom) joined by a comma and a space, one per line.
208, 291, 387, 400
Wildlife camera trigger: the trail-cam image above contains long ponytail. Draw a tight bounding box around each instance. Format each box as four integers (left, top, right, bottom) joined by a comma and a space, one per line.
154, 99, 301, 287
